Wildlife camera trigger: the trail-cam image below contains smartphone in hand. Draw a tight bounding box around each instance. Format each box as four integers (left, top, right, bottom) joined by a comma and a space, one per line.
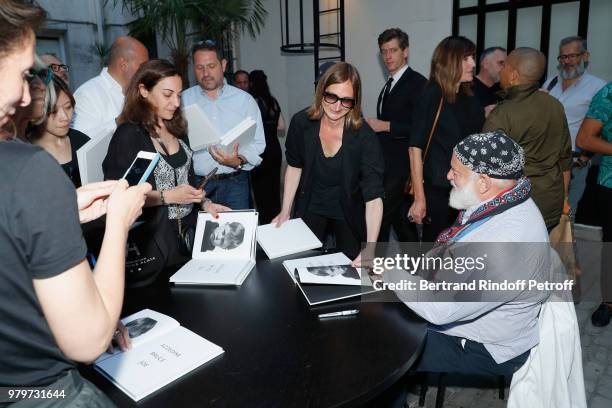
122, 151, 160, 186
197, 167, 218, 190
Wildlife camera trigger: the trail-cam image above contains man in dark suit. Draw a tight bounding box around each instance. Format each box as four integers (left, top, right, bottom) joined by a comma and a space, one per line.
366, 28, 426, 242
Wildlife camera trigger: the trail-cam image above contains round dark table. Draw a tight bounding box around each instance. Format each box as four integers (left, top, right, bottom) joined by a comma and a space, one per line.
81, 252, 427, 407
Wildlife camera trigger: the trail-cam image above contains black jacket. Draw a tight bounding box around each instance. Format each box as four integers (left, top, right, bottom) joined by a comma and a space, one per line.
376, 66, 427, 180
285, 109, 384, 241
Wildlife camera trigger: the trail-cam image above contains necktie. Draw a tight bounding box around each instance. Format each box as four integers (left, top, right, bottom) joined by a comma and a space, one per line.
381, 77, 394, 111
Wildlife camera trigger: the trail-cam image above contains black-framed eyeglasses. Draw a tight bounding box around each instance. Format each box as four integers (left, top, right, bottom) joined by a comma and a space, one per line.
49, 63, 69, 73
557, 52, 584, 62
323, 91, 355, 109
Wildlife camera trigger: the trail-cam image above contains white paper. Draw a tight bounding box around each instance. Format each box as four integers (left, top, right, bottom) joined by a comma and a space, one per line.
256, 218, 322, 259
76, 129, 113, 184
183, 104, 222, 151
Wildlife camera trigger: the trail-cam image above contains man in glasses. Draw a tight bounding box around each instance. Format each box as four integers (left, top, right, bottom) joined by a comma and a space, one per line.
365, 28, 426, 244
182, 40, 265, 210
40, 53, 69, 85
543, 36, 606, 219
71, 36, 149, 140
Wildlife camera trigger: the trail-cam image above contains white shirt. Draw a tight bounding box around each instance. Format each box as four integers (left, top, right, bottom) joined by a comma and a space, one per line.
397, 198, 553, 363
386, 63, 409, 93
72, 68, 125, 140
544, 72, 606, 151
181, 82, 266, 176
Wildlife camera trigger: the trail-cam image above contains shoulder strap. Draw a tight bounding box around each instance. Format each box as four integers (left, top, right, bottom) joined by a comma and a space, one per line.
546, 76, 558, 92
423, 97, 444, 161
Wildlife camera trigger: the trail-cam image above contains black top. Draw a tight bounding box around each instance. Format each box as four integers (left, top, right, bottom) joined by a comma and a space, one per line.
308, 140, 344, 220
255, 96, 282, 164
409, 83, 485, 188
285, 109, 385, 241
376, 67, 427, 180
0, 143, 87, 386
103, 122, 195, 189
472, 77, 501, 107
60, 128, 90, 188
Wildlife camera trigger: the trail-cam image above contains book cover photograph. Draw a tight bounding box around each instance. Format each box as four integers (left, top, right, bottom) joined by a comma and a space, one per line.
170, 211, 258, 285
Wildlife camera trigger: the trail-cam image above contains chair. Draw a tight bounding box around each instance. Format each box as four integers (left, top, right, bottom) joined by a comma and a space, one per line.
418, 373, 506, 408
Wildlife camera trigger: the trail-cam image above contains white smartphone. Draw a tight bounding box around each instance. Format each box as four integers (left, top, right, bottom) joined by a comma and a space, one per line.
122, 151, 160, 186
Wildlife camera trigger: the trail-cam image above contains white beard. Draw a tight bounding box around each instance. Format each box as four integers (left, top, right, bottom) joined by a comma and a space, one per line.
449, 180, 481, 210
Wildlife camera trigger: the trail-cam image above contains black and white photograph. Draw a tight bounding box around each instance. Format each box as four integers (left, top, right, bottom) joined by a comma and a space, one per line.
125, 317, 158, 339
297, 264, 362, 286
200, 221, 246, 252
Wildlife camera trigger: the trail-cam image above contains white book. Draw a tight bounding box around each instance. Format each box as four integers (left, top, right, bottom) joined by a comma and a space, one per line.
76, 129, 114, 185
256, 218, 322, 259
94, 309, 224, 402
170, 211, 258, 286
183, 103, 256, 152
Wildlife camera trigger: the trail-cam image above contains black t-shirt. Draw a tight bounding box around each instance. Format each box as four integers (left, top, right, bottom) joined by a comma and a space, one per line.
308, 140, 344, 220
0, 143, 87, 386
409, 83, 485, 188
472, 77, 501, 107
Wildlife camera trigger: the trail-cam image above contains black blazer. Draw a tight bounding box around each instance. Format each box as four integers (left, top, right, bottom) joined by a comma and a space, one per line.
285, 110, 384, 241
376, 66, 427, 181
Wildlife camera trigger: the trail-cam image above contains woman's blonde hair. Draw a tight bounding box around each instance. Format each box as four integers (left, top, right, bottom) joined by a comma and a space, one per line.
429, 36, 476, 103
307, 62, 363, 130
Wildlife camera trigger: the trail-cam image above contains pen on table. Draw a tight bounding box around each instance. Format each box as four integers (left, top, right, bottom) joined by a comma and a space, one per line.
318, 309, 359, 319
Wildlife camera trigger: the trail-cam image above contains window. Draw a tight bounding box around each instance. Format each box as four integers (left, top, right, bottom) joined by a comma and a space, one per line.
453, 0, 612, 81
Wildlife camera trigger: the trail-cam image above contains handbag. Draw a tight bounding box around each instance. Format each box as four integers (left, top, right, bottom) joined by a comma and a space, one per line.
549, 213, 582, 281
405, 97, 444, 196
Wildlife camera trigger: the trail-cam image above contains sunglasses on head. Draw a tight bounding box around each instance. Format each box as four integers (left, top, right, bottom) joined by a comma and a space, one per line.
323, 91, 355, 109
27, 67, 52, 86
194, 39, 217, 47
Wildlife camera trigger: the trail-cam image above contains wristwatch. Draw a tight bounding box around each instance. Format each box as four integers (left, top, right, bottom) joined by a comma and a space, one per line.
236, 156, 246, 170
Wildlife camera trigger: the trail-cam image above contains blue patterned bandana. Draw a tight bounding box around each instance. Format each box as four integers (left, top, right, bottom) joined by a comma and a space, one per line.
454, 130, 525, 180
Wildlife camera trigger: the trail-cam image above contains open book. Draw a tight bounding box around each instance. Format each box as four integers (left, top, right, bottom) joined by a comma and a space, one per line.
183, 103, 256, 152
256, 218, 322, 259
170, 211, 258, 285
283, 253, 377, 305
76, 129, 113, 185
94, 309, 224, 401
297, 265, 362, 286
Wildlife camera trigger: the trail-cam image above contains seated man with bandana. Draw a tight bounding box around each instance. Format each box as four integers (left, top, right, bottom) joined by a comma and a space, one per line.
385, 130, 563, 378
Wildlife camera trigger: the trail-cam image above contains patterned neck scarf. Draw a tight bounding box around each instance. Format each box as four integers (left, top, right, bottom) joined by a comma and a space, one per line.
436, 177, 531, 244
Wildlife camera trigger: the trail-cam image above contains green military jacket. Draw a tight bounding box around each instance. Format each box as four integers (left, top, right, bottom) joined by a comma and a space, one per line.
483, 83, 572, 229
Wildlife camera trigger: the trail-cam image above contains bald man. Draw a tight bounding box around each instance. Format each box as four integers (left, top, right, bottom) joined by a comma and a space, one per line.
483, 47, 572, 231
72, 36, 149, 139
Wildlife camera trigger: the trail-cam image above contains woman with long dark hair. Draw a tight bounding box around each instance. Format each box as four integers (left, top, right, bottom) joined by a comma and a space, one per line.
272, 62, 384, 263
408, 36, 485, 242
103, 59, 228, 278
249, 69, 284, 224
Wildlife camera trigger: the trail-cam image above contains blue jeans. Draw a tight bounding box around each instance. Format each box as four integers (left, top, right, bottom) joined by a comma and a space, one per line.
568, 161, 591, 219
204, 171, 250, 210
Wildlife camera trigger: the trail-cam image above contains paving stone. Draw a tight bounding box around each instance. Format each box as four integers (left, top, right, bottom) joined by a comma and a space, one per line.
590, 395, 612, 408
595, 375, 612, 399
584, 360, 607, 382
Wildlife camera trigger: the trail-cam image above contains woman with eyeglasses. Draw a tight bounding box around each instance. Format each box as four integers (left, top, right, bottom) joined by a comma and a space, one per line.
272, 62, 384, 264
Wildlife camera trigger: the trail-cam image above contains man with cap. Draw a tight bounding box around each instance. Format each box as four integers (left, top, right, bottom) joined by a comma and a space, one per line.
389, 131, 553, 378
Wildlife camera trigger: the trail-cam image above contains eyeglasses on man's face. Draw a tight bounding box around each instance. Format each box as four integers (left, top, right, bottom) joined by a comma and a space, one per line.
49, 63, 69, 73
557, 52, 584, 62
323, 91, 355, 109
